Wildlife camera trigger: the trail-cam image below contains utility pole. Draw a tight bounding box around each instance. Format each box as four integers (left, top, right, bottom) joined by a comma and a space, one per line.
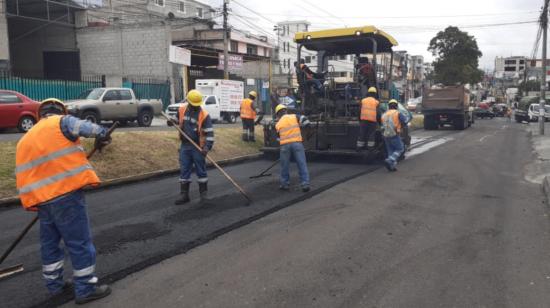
223, 0, 229, 80
540, 0, 549, 134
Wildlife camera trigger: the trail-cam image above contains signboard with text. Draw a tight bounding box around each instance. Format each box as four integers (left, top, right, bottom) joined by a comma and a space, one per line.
218, 54, 243, 71
169, 46, 191, 66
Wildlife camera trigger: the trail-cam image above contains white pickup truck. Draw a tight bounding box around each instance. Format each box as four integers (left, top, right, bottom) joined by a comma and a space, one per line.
166, 79, 244, 124
65, 88, 163, 126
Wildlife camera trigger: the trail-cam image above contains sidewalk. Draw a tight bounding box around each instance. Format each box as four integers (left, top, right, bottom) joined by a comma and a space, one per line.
524, 122, 550, 186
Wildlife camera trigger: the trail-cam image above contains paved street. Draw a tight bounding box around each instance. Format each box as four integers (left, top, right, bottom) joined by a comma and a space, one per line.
2, 118, 549, 307
72, 119, 550, 307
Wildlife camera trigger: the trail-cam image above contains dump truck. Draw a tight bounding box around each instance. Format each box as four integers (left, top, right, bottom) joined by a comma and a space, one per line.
422, 85, 473, 130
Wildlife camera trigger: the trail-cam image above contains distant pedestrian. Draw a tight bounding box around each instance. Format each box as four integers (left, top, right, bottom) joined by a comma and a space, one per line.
175, 90, 214, 204
382, 99, 409, 171
15, 98, 112, 304
274, 104, 311, 192
240, 91, 262, 142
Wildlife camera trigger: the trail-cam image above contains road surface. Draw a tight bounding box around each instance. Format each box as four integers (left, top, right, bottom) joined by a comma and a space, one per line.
2, 119, 548, 307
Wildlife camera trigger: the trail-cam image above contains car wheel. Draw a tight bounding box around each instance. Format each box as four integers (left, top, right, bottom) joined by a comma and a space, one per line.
18, 116, 36, 133
227, 113, 237, 123
137, 109, 153, 127
81, 111, 100, 124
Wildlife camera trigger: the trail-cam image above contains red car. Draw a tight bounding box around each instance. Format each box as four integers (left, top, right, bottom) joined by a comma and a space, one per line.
0, 90, 40, 132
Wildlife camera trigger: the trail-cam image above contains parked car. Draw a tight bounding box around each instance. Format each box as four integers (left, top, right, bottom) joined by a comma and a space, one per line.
527, 103, 550, 122
0, 90, 40, 132
474, 108, 495, 119
64, 88, 163, 126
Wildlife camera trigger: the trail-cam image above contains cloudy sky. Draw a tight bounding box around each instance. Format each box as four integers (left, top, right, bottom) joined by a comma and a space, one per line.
205, 0, 543, 70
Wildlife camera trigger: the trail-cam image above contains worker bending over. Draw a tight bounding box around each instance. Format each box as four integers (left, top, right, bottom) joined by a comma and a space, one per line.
175, 90, 214, 204
275, 104, 311, 192
382, 99, 409, 172
15, 99, 112, 304
240, 91, 262, 142
357, 87, 381, 151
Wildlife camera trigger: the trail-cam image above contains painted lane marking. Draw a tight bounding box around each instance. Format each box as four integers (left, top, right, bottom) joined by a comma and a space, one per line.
407, 138, 452, 159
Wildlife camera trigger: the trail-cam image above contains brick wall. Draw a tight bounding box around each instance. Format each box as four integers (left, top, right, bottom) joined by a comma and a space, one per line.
77, 23, 171, 79
0, 0, 10, 67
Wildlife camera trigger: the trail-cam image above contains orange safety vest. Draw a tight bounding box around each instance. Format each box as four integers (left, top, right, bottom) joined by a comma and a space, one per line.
15, 115, 100, 210
300, 63, 313, 80
381, 109, 402, 134
240, 98, 257, 120
276, 114, 303, 145
178, 103, 209, 148
360, 97, 380, 122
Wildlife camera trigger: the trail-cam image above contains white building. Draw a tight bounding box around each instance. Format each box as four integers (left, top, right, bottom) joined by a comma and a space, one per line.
494, 56, 526, 78
276, 20, 314, 75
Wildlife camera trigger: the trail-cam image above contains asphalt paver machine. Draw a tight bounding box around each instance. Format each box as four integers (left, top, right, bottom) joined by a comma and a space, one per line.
262, 26, 412, 161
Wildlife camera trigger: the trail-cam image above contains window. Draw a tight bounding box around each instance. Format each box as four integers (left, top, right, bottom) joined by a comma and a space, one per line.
205, 96, 217, 105
247, 44, 257, 55
504, 67, 516, 72
339, 55, 347, 60
119, 90, 133, 100
519, 60, 525, 64
504, 60, 516, 65
196, 7, 203, 18
532, 60, 537, 66
154, 0, 164, 7
340, 72, 347, 77
519, 66, 525, 70
305, 56, 311, 63
178, 1, 185, 12
103, 90, 118, 101
0, 92, 21, 103
230, 40, 239, 52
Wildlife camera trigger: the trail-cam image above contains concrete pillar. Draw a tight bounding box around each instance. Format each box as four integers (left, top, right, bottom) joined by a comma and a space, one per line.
0, 0, 10, 71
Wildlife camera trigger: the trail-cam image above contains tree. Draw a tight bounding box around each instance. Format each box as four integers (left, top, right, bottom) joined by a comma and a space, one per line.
518, 79, 540, 94
428, 26, 483, 85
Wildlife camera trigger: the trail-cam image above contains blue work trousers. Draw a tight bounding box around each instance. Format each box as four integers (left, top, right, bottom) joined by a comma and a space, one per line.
179, 145, 208, 183
38, 190, 97, 299
280, 142, 310, 187
384, 135, 404, 168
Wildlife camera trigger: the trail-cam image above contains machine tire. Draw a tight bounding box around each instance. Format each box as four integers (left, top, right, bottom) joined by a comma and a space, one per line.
454, 115, 465, 130
81, 111, 100, 124
226, 113, 237, 123
423, 115, 437, 130
137, 109, 153, 127
18, 116, 36, 133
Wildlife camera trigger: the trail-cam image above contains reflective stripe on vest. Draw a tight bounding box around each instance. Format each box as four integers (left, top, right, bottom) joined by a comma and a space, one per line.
240, 98, 256, 119
382, 109, 402, 134
360, 97, 379, 122
15, 115, 100, 209
178, 103, 209, 148
275, 114, 302, 145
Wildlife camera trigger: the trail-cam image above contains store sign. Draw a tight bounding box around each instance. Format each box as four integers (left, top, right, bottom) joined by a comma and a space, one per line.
218, 54, 243, 70
169, 46, 191, 66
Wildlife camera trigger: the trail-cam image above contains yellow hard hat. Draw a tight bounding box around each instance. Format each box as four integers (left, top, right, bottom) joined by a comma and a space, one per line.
39, 98, 67, 119
249, 91, 257, 98
388, 99, 399, 106
275, 104, 287, 114
368, 87, 377, 93
187, 90, 203, 106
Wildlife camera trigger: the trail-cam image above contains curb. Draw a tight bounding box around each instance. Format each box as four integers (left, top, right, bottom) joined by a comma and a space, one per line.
543, 176, 550, 204
0, 153, 263, 209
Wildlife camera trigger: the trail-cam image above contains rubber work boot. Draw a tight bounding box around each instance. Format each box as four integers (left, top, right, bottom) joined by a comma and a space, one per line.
199, 182, 208, 200
174, 182, 190, 205
75, 284, 111, 305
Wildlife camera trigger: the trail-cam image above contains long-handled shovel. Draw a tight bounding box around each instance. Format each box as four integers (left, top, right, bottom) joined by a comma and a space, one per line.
0, 122, 118, 280
249, 159, 280, 179
161, 112, 252, 204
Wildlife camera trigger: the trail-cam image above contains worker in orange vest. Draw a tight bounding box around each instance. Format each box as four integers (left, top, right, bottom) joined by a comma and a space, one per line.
274, 104, 311, 192
15, 98, 112, 304
240, 90, 262, 142
357, 87, 381, 151
298, 59, 324, 95
175, 90, 215, 204
381, 99, 409, 171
